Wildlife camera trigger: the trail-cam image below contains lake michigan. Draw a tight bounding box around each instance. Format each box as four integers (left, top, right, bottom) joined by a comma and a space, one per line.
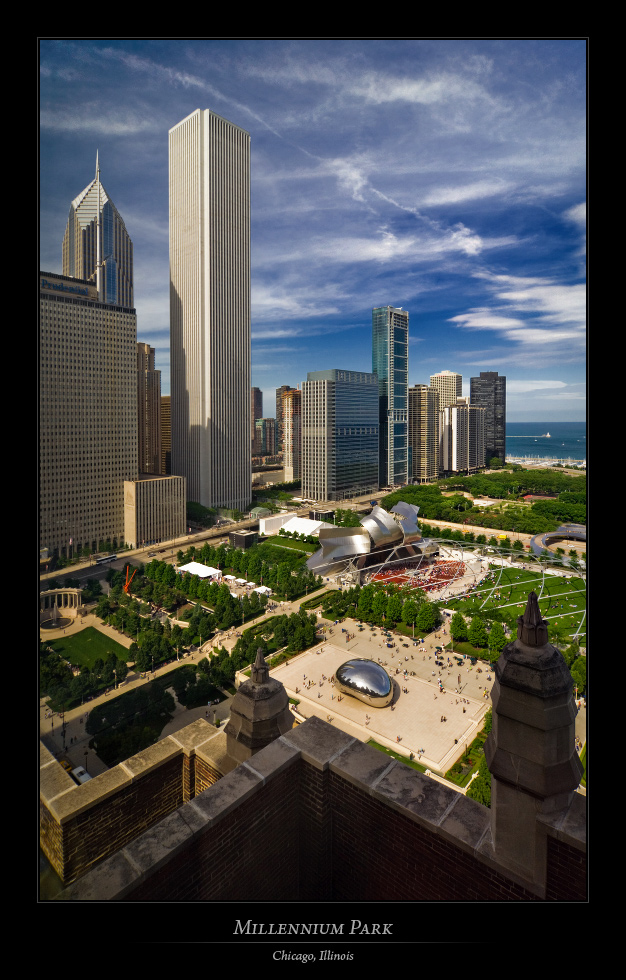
505, 421, 586, 464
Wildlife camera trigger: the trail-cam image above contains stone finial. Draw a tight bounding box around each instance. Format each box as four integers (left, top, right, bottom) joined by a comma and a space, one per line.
517, 591, 548, 648
485, 588, 584, 892
225, 647, 293, 764
251, 647, 269, 684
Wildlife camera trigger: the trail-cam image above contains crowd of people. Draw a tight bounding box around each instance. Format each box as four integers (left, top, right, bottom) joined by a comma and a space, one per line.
369, 558, 468, 595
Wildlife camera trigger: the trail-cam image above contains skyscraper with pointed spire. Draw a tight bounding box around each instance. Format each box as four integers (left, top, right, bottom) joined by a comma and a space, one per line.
62, 154, 133, 307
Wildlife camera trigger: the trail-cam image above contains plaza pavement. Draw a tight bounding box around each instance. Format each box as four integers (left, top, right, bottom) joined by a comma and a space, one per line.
269, 617, 492, 776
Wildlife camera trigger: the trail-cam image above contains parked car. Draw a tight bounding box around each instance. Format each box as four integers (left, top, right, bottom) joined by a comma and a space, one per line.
71, 766, 92, 784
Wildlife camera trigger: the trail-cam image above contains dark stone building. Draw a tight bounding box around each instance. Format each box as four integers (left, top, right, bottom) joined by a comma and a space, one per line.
470, 371, 506, 466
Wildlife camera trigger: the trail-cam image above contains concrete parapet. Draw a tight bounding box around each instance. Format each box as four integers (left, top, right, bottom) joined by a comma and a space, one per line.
56, 715, 585, 901
40, 717, 223, 885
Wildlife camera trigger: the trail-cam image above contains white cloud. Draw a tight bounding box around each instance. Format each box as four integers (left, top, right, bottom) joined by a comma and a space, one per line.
40, 106, 159, 135
422, 180, 514, 207
563, 202, 586, 226
506, 380, 567, 393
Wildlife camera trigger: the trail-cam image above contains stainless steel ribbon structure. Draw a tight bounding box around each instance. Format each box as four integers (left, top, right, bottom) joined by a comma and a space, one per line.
306, 502, 435, 578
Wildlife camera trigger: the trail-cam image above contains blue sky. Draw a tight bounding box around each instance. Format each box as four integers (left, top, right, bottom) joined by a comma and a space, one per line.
40, 39, 586, 422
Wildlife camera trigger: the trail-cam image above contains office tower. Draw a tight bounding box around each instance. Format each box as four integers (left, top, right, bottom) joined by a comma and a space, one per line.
253, 418, 276, 457
251, 387, 263, 448
275, 384, 291, 454
62, 154, 133, 307
39, 271, 137, 557
282, 388, 302, 482
169, 109, 251, 510
440, 397, 485, 476
408, 385, 439, 483
124, 474, 186, 548
302, 370, 379, 502
430, 370, 462, 410
161, 395, 171, 474
470, 371, 506, 466
372, 306, 409, 487
137, 343, 162, 474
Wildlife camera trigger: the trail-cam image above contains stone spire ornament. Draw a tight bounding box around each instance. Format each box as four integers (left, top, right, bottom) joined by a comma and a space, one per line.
484, 591, 584, 893
225, 648, 293, 764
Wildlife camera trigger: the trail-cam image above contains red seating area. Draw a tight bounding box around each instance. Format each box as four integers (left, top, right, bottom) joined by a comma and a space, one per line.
369, 559, 466, 593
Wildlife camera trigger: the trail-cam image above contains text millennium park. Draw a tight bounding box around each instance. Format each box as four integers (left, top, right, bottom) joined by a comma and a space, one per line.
233, 920, 392, 936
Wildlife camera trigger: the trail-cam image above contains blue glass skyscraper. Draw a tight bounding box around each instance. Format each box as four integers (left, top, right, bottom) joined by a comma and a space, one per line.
302, 369, 379, 501
372, 306, 409, 487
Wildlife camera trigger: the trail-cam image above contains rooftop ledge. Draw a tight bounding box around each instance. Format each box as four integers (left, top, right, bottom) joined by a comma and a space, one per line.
53, 716, 585, 901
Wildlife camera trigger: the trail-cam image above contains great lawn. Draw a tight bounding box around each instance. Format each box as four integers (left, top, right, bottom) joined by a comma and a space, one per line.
45, 627, 130, 669
444, 566, 586, 639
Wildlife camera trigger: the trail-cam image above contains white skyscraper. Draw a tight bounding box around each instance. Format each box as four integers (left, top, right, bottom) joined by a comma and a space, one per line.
169, 109, 251, 511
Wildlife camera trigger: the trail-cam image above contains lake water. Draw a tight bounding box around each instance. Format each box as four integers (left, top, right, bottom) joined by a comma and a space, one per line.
506, 421, 586, 463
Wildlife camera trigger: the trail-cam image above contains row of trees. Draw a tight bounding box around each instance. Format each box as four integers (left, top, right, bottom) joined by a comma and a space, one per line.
438, 468, 586, 501
40, 643, 129, 709
232, 610, 320, 664
450, 611, 508, 658
167, 540, 322, 600
315, 582, 441, 634
382, 473, 586, 534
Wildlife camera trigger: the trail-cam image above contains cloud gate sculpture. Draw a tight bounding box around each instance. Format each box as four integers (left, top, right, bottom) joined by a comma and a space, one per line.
306, 502, 436, 578
334, 658, 394, 707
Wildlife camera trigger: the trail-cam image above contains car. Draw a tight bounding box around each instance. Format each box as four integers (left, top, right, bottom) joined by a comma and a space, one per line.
71, 766, 92, 784
60, 759, 72, 773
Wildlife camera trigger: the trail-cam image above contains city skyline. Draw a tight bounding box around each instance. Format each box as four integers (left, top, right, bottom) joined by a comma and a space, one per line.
40, 39, 586, 422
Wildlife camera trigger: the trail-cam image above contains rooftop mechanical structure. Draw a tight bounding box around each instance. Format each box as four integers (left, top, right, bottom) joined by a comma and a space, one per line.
306, 502, 437, 581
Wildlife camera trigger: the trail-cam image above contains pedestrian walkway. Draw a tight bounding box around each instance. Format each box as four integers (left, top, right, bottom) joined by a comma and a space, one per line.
269, 618, 491, 775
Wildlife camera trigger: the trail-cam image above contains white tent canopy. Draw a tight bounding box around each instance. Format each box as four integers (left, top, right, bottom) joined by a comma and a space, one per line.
254, 585, 272, 595
177, 561, 221, 579
281, 516, 333, 536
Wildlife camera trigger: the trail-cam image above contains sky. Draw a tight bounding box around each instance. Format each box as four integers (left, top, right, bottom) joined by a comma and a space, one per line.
40, 39, 587, 422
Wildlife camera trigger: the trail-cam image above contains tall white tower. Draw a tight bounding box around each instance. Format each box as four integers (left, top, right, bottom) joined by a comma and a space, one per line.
169, 109, 251, 511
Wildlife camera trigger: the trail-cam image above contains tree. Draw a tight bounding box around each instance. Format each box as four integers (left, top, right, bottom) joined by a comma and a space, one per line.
133, 647, 150, 673
401, 598, 419, 630
450, 612, 468, 642
570, 656, 586, 696
466, 755, 491, 807
468, 616, 488, 649
416, 602, 439, 633
488, 621, 507, 655
386, 592, 403, 624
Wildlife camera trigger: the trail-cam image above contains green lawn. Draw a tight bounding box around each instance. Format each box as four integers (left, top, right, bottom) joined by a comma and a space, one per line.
445, 568, 586, 641
45, 627, 129, 668
264, 536, 318, 554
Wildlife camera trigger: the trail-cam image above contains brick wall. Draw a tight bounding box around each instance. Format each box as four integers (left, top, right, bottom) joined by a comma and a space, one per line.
40, 720, 225, 886
124, 765, 301, 902
546, 835, 587, 901
56, 717, 586, 902
327, 770, 540, 901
